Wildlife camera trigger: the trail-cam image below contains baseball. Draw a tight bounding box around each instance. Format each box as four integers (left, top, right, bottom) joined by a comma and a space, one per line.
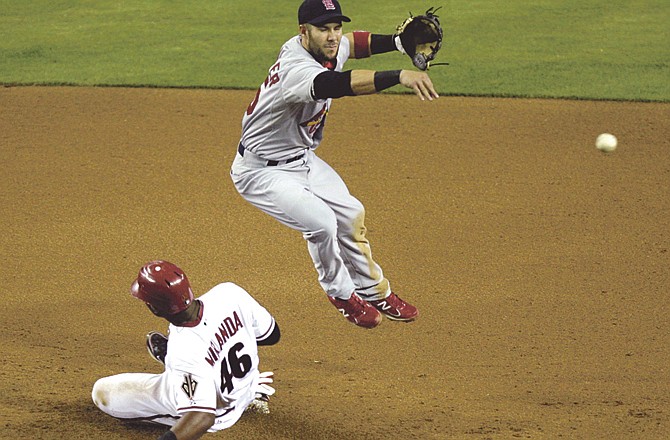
595, 133, 617, 152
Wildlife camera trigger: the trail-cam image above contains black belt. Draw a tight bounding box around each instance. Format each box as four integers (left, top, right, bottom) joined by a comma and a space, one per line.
238, 143, 304, 166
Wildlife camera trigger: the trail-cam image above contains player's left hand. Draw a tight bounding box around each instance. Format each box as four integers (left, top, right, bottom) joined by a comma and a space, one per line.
246, 371, 275, 415
399, 70, 440, 101
395, 7, 445, 71
256, 371, 276, 396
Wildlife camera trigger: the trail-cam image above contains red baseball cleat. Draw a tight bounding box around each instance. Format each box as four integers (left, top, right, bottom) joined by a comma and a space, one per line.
328, 293, 382, 329
368, 292, 419, 322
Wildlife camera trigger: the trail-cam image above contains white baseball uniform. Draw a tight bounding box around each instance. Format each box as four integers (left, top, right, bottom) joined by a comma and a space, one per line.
92, 282, 276, 431
230, 35, 391, 301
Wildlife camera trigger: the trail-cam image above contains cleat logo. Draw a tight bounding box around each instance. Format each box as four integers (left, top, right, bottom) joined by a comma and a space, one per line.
337, 308, 350, 318
376, 301, 401, 317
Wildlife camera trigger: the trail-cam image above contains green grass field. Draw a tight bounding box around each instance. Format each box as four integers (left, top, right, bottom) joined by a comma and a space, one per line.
0, 0, 668, 101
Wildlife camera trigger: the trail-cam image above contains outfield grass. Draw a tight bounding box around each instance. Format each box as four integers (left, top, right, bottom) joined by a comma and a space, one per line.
0, 0, 668, 101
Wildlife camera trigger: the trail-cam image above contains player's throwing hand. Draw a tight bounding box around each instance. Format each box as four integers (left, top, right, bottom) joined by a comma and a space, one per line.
400, 70, 439, 101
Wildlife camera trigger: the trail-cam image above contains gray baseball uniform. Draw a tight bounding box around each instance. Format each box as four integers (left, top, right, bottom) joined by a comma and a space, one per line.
230, 35, 391, 302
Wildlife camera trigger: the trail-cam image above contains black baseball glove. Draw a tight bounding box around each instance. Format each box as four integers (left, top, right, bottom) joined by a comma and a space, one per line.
395, 7, 445, 71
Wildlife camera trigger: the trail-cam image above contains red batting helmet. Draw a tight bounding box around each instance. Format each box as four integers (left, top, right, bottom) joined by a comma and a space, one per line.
130, 260, 194, 317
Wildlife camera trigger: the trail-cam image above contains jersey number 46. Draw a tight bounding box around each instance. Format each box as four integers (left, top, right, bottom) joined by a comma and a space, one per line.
220, 342, 253, 394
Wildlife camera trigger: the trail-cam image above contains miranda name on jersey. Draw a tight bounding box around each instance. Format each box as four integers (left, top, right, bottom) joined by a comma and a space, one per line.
205, 311, 244, 367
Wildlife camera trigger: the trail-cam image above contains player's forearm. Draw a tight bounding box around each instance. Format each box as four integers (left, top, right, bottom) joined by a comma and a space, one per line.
169, 411, 215, 440
313, 69, 402, 99
345, 32, 400, 59
350, 70, 376, 95
352, 69, 438, 101
351, 70, 402, 95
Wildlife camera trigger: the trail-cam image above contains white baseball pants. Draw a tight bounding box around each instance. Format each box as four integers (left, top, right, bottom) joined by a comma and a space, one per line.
91, 372, 242, 431
230, 148, 391, 300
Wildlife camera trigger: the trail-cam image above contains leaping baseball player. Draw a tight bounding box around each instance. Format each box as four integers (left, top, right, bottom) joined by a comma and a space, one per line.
230, 0, 443, 328
92, 260, 280, 440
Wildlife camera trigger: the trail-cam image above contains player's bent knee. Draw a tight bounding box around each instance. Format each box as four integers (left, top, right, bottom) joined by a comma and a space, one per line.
91, 378, 111, 412
302, 210, 339, 240
338, 201, 365, 225
92, 377, 132, 418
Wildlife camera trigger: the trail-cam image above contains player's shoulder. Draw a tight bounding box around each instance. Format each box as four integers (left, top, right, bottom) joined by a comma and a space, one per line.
201, 282, 251, 301
280, 35, 303, 54
279, 36, 322, 68
205, 281, 245, 293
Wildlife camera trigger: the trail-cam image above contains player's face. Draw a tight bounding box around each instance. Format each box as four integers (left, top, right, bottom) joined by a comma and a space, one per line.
302, 22, 343, 63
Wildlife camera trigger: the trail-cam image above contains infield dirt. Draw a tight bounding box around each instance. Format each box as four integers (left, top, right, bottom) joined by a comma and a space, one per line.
1, 86, 669, 439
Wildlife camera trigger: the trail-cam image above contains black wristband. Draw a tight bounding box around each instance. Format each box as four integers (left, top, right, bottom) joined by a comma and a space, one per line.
158, 431, 177, 440
370, 34, 396, 54
374, 70, 402, 92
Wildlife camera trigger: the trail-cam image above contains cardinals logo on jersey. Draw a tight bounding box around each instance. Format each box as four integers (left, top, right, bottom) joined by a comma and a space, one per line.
181, 373, 198, 402
300, 104, 328, 136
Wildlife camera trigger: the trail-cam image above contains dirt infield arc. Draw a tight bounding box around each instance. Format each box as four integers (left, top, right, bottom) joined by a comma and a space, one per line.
1, 86, 669, 439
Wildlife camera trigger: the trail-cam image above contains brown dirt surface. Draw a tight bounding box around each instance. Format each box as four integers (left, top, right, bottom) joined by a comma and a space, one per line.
1, 86, 669, 440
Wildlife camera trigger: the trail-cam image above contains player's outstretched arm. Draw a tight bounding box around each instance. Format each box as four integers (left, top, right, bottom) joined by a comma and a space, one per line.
350, 70, 439, 101
345, 32, 401, 59
312, 69, 439, 101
